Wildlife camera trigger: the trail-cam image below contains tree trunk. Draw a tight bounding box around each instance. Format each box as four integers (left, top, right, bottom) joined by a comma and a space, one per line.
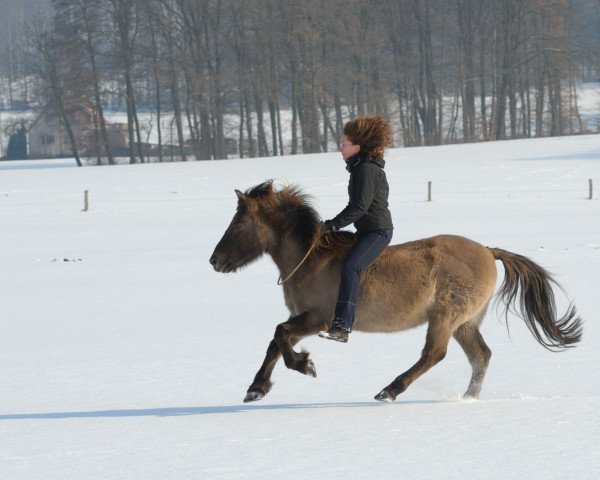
149, 26, 163, 162
291, 69, 298, 155
57, 95, 82, 167
238, 87, 245, 158
80, 1, 113, 165
244, 87, 256, 157
458, 0, 477, 142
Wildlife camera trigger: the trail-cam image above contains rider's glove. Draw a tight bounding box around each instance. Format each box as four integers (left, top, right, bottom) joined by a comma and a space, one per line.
322, 220, 338, 234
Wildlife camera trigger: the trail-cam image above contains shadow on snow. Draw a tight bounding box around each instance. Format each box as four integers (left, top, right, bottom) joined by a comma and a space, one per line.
0, 400, 440, 420
517, 150, 600, 161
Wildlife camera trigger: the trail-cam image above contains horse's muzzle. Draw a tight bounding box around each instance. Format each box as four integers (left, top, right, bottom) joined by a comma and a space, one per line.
209, 253, 233, 273
209, 254, 222, 272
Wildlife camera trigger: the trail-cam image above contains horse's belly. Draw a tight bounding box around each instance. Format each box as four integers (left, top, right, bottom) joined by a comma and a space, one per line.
354, 313, 428, 333
353, 281, 435, 333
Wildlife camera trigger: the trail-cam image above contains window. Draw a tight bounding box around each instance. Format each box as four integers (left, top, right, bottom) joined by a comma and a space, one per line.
41, 134, 55, 146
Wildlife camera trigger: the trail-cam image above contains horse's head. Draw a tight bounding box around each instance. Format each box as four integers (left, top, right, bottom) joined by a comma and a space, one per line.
209, 182, 274, 273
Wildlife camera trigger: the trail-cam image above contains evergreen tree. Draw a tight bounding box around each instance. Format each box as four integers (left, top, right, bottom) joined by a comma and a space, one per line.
5, 123, 27, 160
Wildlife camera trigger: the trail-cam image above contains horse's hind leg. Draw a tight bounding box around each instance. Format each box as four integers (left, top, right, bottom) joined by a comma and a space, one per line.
375, 317, 455, 402
453, 320, 492, 399
244, 311, 322, 403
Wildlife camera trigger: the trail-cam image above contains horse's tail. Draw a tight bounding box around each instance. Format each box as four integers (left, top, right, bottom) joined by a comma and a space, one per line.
489, 248, 582, 350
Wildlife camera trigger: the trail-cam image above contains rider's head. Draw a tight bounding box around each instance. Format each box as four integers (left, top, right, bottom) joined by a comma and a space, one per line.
342, 115, 392, 162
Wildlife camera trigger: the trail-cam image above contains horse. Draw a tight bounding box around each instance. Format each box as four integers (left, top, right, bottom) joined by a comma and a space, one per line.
209, 180, 582, 403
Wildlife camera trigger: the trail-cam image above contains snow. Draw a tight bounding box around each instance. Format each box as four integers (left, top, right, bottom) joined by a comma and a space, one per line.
1, 134, 600, 479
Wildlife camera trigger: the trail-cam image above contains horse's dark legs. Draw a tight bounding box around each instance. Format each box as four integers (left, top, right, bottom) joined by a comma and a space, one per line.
274, 312, 323, 373
244, 311, 323, 403
453, 322, 492, 399
375, 318, 454, 402
244, 339, 281, 402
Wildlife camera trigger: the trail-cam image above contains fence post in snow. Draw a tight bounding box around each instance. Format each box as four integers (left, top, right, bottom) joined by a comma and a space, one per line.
83, 190, 89, 212
589, 179, 593, 200
427, 181, 432, 202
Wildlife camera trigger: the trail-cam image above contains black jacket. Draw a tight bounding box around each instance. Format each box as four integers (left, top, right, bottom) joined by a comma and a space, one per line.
329, 152, 393, 233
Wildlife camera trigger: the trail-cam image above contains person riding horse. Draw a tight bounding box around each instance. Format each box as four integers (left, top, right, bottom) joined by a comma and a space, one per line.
319, 115, 394, 343
210, 180, 582, 403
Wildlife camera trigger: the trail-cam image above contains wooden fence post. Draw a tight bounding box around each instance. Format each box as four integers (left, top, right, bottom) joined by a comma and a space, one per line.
83, 190, 89, 212
427, 181, 432, 202
589, 179, 593, 200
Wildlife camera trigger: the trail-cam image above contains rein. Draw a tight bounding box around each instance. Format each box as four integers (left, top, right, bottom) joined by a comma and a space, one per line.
277, 226, 324, 285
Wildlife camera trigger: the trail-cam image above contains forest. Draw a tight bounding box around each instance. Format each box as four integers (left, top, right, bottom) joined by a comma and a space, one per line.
1, 0, 599, 164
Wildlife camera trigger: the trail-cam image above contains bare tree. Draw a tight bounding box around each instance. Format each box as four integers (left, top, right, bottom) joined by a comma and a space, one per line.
3, 0, 598, 165
53, 0, 115, 165
107, 0, 144, 163
28, 14, 83, 166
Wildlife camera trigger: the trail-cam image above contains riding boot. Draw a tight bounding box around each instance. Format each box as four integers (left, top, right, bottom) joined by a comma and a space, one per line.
318, 325, 351, 343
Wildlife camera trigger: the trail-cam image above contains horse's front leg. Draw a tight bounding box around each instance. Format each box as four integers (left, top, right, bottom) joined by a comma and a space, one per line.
244, 311, 323, 403
275, 312, 323, 377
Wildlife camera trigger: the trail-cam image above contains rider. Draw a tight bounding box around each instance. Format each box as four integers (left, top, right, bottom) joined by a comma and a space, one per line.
319, 115, 394, 343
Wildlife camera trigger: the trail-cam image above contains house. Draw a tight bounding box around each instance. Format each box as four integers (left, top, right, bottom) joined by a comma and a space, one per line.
28, 107, 128, 159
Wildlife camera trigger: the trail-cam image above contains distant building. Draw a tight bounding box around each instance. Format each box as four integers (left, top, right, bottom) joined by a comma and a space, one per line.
28, 108, 128, 158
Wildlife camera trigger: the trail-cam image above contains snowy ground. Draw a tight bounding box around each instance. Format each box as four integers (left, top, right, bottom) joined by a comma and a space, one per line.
1, 134, 599, 479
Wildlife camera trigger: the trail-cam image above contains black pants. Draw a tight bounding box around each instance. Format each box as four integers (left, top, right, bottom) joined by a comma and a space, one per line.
333, 229, 393, 330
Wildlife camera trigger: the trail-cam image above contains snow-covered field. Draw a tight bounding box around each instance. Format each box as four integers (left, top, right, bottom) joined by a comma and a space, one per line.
1, 134, 599, 479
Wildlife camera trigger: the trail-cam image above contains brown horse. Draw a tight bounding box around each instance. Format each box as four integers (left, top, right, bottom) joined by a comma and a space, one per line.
209, 181, 582, 403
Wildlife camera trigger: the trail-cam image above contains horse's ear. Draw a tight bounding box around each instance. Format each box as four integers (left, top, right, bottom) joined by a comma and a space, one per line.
235, 189, 247, 202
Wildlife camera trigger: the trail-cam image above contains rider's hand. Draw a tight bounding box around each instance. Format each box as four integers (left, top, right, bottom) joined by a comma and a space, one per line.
322, 220, 338, 234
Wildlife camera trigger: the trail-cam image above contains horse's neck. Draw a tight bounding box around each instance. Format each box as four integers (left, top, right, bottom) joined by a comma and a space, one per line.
269, 233, 311, 279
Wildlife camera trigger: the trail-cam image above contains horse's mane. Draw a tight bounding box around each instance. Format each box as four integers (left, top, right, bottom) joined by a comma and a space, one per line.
244, 180, 355, 261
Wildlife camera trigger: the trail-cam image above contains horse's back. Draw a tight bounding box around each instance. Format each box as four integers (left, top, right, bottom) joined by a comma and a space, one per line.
386, 234, 497, 292
386, 234, 495, 274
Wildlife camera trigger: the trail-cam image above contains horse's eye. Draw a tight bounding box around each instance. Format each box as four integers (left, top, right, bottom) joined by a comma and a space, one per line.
233, 223, 244, 231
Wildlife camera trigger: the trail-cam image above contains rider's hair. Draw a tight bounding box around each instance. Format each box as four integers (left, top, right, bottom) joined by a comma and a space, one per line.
343, 115, 392, 161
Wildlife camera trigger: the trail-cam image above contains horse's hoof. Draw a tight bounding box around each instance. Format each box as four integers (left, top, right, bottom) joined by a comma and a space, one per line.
461, 393, 479, 401
374, 390, 395, 403
305, 359, 317, 378
243, 391, 264, 403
